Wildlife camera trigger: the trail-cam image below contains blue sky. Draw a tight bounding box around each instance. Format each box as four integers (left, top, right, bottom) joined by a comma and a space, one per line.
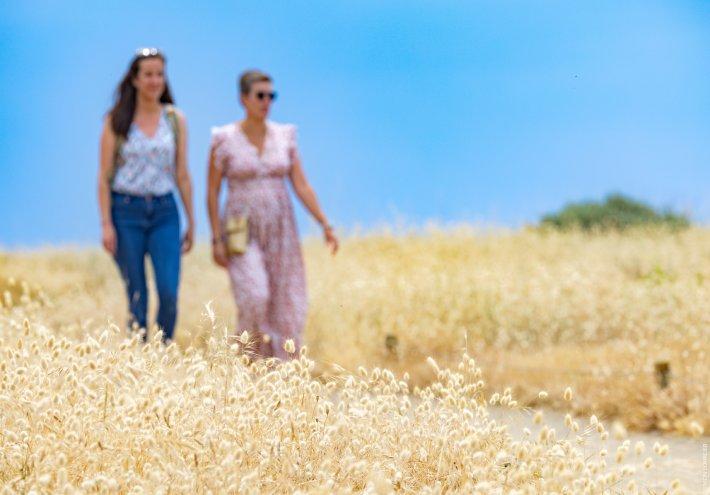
1, 1, 708, 247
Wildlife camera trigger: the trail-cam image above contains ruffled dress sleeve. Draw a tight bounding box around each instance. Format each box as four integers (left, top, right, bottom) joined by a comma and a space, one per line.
210, 126, 228, 173
285, 124, 300, 165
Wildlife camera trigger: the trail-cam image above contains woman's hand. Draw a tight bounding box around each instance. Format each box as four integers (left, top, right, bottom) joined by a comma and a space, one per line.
288, 159, 338, 256
102, 222, 117, 255
182, 220, 195, 254
212, 239, 229, 268
323, 225, 339, 255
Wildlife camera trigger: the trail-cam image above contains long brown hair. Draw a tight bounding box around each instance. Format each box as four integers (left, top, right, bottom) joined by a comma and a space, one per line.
109, 50, 175, 138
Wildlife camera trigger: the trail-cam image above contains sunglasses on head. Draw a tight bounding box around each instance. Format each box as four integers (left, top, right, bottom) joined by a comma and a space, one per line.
135, 47, 161, 58
255, 91, 277, 101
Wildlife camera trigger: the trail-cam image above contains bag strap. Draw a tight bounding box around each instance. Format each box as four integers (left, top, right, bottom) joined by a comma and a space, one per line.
165, 104, 180, 150
164, 105, 181, 179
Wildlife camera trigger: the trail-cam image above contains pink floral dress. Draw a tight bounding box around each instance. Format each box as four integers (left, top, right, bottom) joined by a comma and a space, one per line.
210, 121, 307, 359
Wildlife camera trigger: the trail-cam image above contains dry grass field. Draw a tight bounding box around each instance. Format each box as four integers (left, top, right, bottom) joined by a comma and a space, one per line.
0, 227, 707, 493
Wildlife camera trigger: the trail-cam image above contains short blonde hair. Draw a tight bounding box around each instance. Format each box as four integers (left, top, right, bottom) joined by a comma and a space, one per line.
239, 70, 272, 95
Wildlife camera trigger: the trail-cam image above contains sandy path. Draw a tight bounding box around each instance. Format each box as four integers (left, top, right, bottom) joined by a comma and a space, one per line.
488, 407, 708, 494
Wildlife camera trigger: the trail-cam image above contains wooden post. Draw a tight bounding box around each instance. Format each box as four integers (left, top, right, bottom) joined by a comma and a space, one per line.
654, 361, 670, 389
385, 334, 399, 358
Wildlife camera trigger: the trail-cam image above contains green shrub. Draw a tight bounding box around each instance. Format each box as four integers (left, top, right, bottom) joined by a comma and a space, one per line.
540, 193, 690, 231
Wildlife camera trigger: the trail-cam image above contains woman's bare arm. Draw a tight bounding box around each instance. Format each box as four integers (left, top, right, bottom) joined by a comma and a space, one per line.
289, 156, 338, 254
98, 117, 117, 254
289, 157, 329, 226
207, 146, 229, 266
173, 110, 195, 253
207, 147, 223, 240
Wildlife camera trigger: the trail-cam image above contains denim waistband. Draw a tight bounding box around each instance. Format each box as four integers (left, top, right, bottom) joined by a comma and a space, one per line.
111, 191, 174, 204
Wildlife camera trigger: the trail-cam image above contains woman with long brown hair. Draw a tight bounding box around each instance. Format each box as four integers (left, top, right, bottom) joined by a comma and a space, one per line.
207, 70, 338, 359
97, 48, 194, 342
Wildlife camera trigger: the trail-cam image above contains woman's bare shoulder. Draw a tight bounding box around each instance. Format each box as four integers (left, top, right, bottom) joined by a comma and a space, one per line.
166, 105, 187, 125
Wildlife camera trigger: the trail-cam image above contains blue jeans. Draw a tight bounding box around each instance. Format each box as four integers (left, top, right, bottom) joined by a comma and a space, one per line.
111, 191, 181, 342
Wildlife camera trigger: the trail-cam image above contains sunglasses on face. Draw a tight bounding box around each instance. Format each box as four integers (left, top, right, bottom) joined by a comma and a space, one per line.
254, 91, 278, 102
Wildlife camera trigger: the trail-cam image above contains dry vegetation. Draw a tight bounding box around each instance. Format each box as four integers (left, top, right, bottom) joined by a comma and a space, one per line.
0, 227, 707, 493
307, 227, 709, 436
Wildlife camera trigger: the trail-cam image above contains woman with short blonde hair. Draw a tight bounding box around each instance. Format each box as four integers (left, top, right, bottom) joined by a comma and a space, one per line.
207, 69, 338, 358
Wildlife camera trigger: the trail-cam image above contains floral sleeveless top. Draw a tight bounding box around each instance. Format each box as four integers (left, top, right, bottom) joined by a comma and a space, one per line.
111, 106, 176, 196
